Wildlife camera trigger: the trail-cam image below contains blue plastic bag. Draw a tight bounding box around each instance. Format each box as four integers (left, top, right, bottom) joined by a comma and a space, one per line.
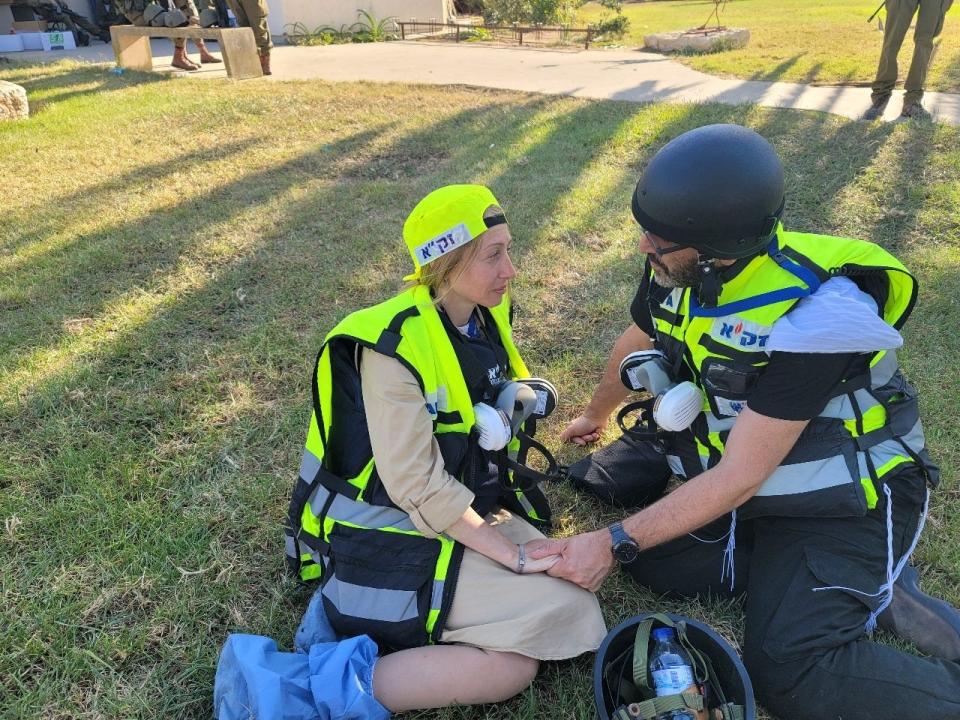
214, 633, 390, 720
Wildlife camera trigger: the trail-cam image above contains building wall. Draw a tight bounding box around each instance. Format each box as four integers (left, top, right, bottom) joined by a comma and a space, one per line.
0, 0, 454, 45
266, 0, 454, 37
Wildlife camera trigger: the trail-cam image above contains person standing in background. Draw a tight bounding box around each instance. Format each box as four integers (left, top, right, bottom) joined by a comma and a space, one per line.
226, 0, 272, 75
862, 0, 954, 121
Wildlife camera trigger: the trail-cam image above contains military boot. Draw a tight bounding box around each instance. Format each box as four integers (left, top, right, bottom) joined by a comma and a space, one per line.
878, 565, 960, 660
195, 39, 222, 64
171, 45, 200, 71
259, 50, 272, 76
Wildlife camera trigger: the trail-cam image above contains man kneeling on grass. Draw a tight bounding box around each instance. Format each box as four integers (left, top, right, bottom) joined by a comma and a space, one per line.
532, 123, 960, 720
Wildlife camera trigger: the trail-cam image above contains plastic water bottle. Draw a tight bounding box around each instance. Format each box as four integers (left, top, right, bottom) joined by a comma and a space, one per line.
648, 627, 696, 720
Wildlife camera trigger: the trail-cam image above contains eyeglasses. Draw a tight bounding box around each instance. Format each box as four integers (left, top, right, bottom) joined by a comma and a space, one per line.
640, 228, 688, 258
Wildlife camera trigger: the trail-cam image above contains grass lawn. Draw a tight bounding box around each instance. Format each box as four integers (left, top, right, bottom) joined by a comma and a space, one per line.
579, 0, 960, 91
1, 60, 959, 720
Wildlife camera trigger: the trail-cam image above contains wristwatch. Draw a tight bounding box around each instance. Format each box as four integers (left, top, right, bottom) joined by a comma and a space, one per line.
609, 521, 640, 564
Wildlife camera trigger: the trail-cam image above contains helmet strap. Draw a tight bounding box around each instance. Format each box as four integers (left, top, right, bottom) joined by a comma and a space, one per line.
696, 256, 720, 308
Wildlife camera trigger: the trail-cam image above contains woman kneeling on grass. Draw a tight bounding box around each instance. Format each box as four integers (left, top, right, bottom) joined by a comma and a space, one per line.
285, 184, 607, 713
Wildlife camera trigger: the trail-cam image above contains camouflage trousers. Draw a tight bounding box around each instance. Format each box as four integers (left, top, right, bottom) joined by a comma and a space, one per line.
225, 0, 271, 52
871, 0, 954, 104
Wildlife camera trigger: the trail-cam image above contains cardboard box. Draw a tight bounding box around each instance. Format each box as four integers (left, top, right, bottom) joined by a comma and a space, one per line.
0, 34, 24, 52
12, 19, 47, 31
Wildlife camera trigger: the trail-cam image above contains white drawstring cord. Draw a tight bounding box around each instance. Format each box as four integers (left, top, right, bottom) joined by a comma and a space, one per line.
688, 510, 738, 593
812, 482, 930, 635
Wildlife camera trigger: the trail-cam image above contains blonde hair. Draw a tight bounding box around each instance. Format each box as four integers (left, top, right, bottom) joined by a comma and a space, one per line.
408, 205, 505, 305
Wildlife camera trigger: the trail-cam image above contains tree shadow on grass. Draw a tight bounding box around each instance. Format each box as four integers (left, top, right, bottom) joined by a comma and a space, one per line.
0, 127, 392, 388
2, 139, 259, 258
748, 53, 805, 83
2, 60, 167, 112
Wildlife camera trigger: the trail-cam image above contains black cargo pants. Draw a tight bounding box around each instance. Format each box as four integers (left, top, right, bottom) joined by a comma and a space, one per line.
604, 461, 960, 720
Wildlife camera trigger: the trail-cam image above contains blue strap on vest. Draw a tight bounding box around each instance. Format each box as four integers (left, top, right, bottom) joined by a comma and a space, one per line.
688, 235, 823, 319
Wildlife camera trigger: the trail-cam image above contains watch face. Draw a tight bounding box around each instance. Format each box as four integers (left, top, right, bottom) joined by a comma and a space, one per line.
613, 540, 639, 564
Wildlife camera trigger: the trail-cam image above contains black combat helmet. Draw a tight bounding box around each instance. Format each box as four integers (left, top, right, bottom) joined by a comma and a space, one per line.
595, 613, 755, 720
632, 124, 785, 259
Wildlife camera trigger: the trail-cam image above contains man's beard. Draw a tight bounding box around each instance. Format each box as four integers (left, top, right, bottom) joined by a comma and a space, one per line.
650, 254, 702, 288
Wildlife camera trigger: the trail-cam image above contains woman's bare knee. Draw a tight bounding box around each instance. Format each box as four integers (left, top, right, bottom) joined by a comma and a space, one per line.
484, 650, 539, 696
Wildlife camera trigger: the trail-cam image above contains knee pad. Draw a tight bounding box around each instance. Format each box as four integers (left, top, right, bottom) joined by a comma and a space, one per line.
198, 8, 218, 26
163, 9, 189, 27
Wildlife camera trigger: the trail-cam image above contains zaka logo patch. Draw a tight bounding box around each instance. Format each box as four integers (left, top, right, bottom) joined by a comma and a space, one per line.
712, 318, 773, 348
415, 223, 472, 267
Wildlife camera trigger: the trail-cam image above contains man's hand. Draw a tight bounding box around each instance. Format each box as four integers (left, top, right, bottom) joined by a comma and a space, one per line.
528, 530, 615, 592
560, 413, 607, 446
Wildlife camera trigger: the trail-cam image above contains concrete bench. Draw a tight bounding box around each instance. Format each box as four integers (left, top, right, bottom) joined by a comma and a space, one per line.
110, 25, 262, 79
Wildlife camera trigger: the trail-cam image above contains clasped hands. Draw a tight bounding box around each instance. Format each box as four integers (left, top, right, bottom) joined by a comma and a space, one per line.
521, 529, 615, 592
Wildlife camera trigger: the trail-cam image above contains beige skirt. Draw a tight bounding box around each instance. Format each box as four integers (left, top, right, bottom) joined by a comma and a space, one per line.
438, 509, 608, 660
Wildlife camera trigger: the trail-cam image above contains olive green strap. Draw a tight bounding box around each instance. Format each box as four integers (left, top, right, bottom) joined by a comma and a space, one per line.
631, 612, 678, 689
673, 622, 731, 708
718, 702, 746, 720
613, 691, 706, 720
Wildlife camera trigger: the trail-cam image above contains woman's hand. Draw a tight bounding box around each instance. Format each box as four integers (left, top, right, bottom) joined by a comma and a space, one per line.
445, 509, 563, 574
518, 542, 561, 574
560, 413, 607, 446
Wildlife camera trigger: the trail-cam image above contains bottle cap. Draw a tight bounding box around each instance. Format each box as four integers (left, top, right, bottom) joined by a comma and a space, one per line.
652, 627, 676, 641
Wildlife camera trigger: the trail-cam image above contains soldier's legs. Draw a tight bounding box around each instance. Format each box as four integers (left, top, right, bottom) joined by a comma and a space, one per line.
871, 0, 919, 103
227, 0, 271, 52
742, 467, 960, 720
903, 0, 954, 104
170, 0, 221, 61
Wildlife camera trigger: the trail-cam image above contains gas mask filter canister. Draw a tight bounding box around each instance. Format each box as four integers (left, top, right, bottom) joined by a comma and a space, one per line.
619, 350, 703, 432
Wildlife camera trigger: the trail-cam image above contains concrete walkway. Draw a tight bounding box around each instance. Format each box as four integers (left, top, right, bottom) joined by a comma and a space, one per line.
5, 38, 960, 125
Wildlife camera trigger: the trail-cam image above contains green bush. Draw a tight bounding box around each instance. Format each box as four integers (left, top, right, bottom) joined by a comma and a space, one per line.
591, 0, 630, 39
350, 9, 399, 42
283, 10, 398, 46
460, 26, 494, 41
283, 22, 351, 45
482, 0, 583, 25
592, 13, 629, 38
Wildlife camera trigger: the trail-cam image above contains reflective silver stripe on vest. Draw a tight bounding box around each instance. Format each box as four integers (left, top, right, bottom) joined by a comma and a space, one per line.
300, 448, 321, 484
309, 483, 418, 532
820, 393, 855, 420
821, 388, 882, 421
870, 351, 899, 387
285, 533, 299, 559
868, 420, 925, 477
322, 576, 418, 623
755, 454, 853, 497
431, 580, 444, 611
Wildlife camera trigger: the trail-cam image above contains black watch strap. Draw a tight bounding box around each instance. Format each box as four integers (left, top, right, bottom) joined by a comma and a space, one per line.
609, 521, 640, 564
